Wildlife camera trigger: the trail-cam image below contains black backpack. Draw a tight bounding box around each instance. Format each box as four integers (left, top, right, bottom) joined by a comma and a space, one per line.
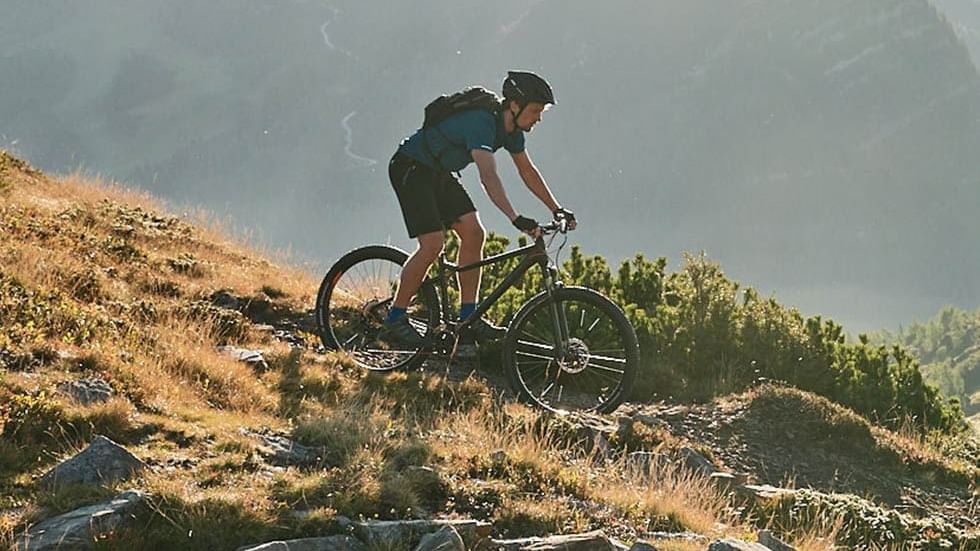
422, 86, 502, 129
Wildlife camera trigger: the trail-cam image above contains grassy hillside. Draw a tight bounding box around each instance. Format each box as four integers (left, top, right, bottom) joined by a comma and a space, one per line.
1, 152, 977, 550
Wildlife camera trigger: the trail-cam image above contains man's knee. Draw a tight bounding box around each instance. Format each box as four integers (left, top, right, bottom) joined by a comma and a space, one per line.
416, 233, 445, 261
455, 215, 486, 247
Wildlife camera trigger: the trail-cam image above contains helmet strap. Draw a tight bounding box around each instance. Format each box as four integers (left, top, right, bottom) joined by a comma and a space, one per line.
509, 100, 530, 133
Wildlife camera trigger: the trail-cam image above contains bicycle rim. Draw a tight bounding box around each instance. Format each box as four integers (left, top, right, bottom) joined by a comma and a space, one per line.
319, 248, 436, 371
505, 287, 637, 412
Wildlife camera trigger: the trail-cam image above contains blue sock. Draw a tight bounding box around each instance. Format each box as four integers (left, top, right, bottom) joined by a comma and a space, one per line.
386, 306, 407, 324
459, 302, 477, 321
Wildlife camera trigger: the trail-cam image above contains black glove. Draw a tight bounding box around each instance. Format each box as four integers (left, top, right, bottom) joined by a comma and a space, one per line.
553, 207, 576, 224
512, 215, 538, 233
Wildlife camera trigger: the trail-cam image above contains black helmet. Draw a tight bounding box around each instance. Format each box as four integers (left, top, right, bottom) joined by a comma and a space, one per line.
502, 70, 556, 105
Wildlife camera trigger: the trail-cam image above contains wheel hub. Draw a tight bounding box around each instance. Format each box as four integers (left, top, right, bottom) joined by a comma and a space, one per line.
361, 298, 388, 324
559, 338, 591, 374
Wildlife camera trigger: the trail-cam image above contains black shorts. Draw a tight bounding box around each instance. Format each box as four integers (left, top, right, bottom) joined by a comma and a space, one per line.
389, 152, 476, 238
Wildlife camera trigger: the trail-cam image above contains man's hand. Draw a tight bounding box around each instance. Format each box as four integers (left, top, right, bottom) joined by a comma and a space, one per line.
512, 215, 541, 239
554, 207, 577, 230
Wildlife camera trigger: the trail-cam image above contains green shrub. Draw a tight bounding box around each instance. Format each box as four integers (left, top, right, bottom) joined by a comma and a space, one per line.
472, 235, 962, 433
761, 489, 979, 550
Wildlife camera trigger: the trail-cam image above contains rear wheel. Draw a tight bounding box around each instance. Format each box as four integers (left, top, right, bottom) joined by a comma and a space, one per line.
503, 286, 639, 413
315, 245, 439, 371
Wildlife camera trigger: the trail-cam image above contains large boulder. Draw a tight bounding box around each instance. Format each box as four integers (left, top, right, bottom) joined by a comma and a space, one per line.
38, 435, 145, 487
16, 490, 145, 551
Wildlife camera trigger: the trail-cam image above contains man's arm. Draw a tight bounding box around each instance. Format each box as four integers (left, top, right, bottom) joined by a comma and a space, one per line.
472, 149, 519, 222
511, 151, 560, 213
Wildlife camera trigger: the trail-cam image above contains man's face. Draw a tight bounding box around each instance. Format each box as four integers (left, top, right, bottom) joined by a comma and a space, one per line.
512, 101, 548, 131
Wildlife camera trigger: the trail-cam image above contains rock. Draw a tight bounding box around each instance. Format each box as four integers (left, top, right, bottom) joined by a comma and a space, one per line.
38, 435, 145, 487
57, 377, 113, 405
644, 531, 708, 544
274, 330, 307, 348
631, 412, 668, 430
251, 433, 325, 467
354, 519, 490, 547
627, 543, 660, 551
709, 471, 738, 491
757, 530, 796, 551
736, 484, 796, 501
707, 539, 772, 551
677, 447, 717, 476
211, 290, 242, 310
236, 535, 366, 551
16, 490, 145, 551
219, 346, 270, 370
414, 525, 464, 551
490, 530, 620, 550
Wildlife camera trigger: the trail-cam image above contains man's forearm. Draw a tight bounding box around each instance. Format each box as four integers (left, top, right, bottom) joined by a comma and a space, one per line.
520, 168, 560, 212
480, 173, 518, 221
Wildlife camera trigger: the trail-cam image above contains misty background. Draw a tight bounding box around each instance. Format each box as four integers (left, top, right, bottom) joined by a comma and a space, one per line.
2, 0, 979, 332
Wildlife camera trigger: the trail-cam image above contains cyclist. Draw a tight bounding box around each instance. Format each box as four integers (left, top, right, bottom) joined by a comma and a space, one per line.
381, 70, 577, 347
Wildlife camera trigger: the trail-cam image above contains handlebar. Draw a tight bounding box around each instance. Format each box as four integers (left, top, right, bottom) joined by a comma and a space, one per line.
538, 218, 568, 235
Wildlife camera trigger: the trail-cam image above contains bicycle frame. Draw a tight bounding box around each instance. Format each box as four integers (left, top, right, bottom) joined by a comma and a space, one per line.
425, 236, 571, 354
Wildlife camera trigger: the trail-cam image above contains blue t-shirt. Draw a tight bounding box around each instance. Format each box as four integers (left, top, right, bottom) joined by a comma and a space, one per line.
397, 110, 525, 172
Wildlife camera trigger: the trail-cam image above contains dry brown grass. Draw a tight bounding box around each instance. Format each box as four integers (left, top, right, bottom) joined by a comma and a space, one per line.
1, 152, 874, 548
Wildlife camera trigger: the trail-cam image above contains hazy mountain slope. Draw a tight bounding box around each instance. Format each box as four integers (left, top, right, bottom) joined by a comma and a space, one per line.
2, 0, 980, 330
931, 0, 980, 66
880, 306, 980, 429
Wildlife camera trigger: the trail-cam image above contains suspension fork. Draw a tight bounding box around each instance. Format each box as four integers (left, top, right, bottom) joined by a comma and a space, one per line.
436, 254, 454, 324
541, 262, 569, 358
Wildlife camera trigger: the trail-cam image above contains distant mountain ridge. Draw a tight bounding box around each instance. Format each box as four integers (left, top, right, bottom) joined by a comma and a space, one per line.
2, 0, 979, 330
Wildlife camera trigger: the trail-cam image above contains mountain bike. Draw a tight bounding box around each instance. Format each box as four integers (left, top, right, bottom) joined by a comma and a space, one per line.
315, 217, 639, 413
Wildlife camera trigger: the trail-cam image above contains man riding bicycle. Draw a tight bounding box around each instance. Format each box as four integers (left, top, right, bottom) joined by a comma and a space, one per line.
381, 70, 577, 347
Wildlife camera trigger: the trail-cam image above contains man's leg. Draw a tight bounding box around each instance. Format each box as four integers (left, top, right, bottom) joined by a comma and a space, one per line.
391, 230, 444, 311
451, 212, 485, 312
452, 213, 504, 343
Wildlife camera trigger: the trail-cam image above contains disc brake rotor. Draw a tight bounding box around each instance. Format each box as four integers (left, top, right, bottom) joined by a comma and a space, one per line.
559, 337, 591, 374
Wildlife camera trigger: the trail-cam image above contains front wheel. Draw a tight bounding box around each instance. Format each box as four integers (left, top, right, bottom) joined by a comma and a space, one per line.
502, 286, 639, 413
315, 245, 440, 372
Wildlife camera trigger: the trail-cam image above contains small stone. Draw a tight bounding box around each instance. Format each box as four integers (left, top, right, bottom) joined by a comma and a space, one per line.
219, 346, 270, 370
709, 471, 738, 491
251, 433, 325, 467
736, 484, 796, 501
57, 377, 113, 405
